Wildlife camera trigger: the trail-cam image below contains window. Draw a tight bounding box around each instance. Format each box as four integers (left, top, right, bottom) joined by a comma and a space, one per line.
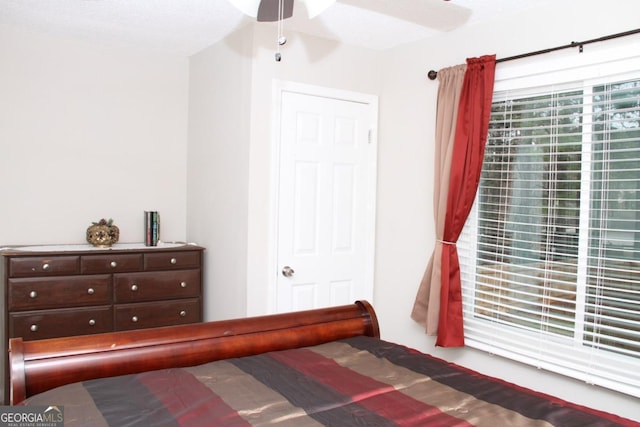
459, 52, 640, 397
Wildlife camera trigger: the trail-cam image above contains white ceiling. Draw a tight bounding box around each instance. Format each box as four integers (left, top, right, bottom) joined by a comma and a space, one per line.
0, 0, 553, 56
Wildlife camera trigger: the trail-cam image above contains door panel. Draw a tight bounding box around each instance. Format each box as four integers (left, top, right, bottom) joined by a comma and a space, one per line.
332, 164, 356, 253
293, 162, 319, 255
276, 88, 377, 313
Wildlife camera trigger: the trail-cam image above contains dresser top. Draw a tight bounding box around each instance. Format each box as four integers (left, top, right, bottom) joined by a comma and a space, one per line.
1, 242, 204, 256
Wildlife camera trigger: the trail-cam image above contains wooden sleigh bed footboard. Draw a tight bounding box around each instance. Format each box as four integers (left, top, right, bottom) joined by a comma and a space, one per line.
9, 300, 379, 405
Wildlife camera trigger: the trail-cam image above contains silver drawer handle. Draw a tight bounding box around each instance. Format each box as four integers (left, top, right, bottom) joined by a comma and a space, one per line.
89, 319, 96, 326
42, 263, 50, 271
131, 316, 139, 323
170, 258, 177, 265
87, 288, 95, 295
29, 291, 38, 299
180, 282, 187, 288
180, 310, 187, 317
30, 324, 38, 332
131, 284, 138, 291
110, 261, 118, 268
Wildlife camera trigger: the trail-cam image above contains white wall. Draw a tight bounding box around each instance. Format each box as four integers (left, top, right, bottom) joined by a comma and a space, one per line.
187, 26, 253, 321
375, 0, 640, 421
0, 25, 189, 246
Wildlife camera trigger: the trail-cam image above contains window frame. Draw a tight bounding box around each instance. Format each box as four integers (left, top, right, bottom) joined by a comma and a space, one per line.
459, 46, 640, 398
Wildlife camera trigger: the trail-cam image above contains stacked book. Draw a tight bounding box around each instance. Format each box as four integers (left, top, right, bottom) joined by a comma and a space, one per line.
144, 211, 160, 246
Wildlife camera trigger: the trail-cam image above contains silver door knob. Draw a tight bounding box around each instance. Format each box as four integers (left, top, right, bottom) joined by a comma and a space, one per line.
282, 266, 295, 277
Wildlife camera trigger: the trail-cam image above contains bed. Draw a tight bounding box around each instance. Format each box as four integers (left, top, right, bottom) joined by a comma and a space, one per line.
9, 301, 637, 426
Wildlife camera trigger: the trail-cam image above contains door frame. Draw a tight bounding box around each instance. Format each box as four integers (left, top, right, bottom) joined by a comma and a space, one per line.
267, 80, 379, 313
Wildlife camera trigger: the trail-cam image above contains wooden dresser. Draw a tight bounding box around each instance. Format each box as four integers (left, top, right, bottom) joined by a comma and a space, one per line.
0, 243, 205, 403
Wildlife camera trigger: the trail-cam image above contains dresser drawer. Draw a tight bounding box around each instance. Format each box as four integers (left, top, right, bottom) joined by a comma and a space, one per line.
8, 275, 112, 311
113, 269, 201, 303
9, 306, 113, 341
144, 250, 201, 271
81, 253, 143, 274
114, 298, 201, 331
8, 256, 80, 277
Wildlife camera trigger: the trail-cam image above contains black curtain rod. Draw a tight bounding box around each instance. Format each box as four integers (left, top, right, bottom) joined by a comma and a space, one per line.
426, 28, 640, 80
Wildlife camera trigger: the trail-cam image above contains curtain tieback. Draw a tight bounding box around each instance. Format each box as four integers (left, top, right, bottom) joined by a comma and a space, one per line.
437, 239, 456, 245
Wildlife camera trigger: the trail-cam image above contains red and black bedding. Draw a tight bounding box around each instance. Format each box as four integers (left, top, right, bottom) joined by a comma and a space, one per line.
20, 336, 635, 426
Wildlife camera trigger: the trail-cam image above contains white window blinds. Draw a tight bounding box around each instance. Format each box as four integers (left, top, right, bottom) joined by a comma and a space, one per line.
459, 52, 640, 397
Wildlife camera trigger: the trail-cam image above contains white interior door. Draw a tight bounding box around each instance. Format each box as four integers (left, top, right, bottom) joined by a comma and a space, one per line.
274, 84, 377, 313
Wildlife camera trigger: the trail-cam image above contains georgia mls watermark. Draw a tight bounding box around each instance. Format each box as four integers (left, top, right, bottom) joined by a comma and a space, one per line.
0, 406, 64, 427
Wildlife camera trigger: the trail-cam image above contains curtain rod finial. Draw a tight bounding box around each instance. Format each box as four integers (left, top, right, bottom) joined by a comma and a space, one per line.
427, 70, 438, 80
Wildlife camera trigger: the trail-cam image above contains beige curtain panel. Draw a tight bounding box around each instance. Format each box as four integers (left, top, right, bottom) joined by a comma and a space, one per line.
411, 64, 467, 336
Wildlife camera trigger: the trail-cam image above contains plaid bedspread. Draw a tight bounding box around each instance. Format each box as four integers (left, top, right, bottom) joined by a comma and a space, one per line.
22, 336, 636, 426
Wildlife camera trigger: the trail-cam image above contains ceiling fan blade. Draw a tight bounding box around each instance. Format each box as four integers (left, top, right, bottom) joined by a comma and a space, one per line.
257, 0, 294, 22
227, 0, 262, 18
338, 0, 471, 31
299, 0, 337, 19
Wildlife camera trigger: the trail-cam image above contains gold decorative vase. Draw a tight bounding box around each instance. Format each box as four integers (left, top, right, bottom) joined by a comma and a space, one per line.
86, 218, 119, 248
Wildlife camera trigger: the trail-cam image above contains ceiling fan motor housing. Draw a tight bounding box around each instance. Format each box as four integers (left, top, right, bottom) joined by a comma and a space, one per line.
257, 0, 294, 22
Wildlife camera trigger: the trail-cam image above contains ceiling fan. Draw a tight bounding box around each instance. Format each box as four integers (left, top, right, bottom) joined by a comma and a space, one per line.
227, 0, 472, 32
227, 0, 338, 61
226, 0, 472, 61
227, 0, 336, 22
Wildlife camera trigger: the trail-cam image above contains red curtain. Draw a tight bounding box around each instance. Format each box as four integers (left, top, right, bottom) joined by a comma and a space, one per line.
437, 55, 496, 347
411, 65, 466, 337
